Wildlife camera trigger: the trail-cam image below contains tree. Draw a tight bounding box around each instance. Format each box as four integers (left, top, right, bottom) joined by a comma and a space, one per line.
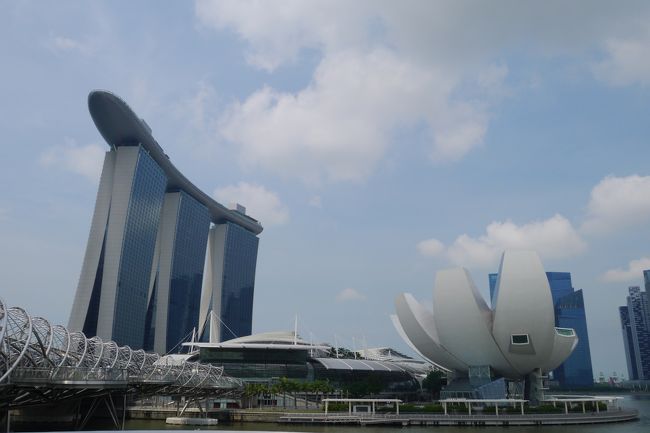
422, 370, 446, 400
312, 380, 334, 406
277, 377, 291, 408
243, 383, 269, 408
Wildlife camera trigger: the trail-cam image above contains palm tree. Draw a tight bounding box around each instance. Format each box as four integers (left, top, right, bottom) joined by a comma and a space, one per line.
285, 379, 299, 408
270, 383, 281, 408
277, 378, 289, 408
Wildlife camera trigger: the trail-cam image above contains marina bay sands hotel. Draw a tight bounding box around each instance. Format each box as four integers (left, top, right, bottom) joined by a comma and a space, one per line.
68, 91, 263, 354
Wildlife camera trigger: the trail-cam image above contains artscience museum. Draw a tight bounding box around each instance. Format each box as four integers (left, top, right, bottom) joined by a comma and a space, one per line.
393, 250, 578, 403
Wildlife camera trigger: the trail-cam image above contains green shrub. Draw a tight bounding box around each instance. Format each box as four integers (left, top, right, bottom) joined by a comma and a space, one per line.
527, 404, 563, 414
324, 402, 348, 412
502, 406, 522, 414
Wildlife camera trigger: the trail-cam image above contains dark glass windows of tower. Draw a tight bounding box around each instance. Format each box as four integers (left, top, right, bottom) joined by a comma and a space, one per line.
111, 146, 167, 347
219, 222, 259, 341
165, 192, 210, 352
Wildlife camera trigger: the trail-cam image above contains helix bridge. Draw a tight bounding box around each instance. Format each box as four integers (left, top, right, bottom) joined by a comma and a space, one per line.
0, 296, 243, 414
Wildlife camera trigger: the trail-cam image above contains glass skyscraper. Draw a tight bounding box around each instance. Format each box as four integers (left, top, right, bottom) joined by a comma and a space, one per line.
143, 191, 211, 353
69, 91, 263, 351
619, 284, 650, 380
199, 221, 259, 342
489, 271, 594, 387
619, 305, 638, 380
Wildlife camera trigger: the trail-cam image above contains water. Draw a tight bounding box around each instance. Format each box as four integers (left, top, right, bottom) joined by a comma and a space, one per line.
122, 394, 650, 433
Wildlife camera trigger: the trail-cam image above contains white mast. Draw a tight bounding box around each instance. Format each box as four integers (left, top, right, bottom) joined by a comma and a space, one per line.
209, 310, 219, 343
334, 334, 340, 358
294, 314, 298, 345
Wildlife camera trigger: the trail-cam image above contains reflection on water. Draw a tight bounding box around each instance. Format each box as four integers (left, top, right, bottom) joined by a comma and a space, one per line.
122, 394, 650, 433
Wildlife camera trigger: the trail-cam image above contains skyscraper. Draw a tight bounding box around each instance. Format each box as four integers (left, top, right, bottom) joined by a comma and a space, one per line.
199, 221, 259, 342
619, 284, 650, 380
489, 271, 594, 387
69, 91, 263, 352
619, 305, 639, 380
143, 191, 211, 353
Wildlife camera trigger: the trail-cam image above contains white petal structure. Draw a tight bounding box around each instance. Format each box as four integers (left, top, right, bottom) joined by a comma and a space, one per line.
542, 328, 579, 372
393, 250, 577, 379
491, 250, 558, 376
432, 268, 516, 377
394, 294, 466, 372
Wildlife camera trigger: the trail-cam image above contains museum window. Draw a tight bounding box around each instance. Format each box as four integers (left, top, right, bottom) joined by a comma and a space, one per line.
511, 334, 529, 345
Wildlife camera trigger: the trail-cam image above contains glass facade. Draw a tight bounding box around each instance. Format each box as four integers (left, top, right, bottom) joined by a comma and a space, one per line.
219, 222, 259, 341
546, 272, 574, 303
71, 91, 263, 354
165, 192, 210, 352
112, 147, 167, 347
489, 271, 594, 387
197, 346, 418, 392
553, 289, 593, 387
82, 230, 107, 337
619, 306, 639, 380
488, 273, 498, 307
199, 347, 309, 380
622, 286, 650, 380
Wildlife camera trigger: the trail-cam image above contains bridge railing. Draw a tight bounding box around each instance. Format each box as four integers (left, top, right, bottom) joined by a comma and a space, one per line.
10, 366, 129, 384
0, 296, 242, 394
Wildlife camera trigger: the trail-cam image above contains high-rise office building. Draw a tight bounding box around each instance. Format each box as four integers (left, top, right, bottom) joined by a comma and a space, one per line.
619, 305, 639, 380
619, 284, 650, 380
489, 271, 594, 387
69, 91, 263, 352
143, 191, 211, 353
199, 221, 259, 342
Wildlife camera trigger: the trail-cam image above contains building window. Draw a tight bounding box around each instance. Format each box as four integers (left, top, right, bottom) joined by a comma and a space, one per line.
511, 334, 529, 345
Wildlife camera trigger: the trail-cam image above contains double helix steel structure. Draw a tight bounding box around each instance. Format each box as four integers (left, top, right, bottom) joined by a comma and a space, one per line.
0, 297, 242, 410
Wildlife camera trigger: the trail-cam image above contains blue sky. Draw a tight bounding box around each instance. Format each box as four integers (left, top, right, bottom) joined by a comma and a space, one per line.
2, 1, 650, 379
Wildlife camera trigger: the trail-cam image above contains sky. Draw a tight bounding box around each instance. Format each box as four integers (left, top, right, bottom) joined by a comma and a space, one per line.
1, 0, 650, 379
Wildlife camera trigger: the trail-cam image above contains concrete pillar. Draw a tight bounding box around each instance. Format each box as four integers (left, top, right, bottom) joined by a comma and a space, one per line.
596, 401, 600, 413
564, 402, 568, 414
520, 402, 524, 415
348, 401, 351, 415
582, 402, 585, 413
325, 401, 328, 415
443, 402, 447, 415
495, 404, 499, 416
396, 401, 400, 415
372, 401, 375, 415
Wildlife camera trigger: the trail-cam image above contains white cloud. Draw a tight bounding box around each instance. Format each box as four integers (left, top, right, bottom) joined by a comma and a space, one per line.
336, 288, 366, 302
602, 257, 650, 282
39, 140, 105, 183
420, 214, 586, 269
417, 238, 445, 257
176, 80, 219, 131
196, 0, 368, 71
308, 195, 322, 208
197, 1, 650, 183
219, 49, 488, 183
582, 175, 650, 234
213, 182, 289, 226
594, 32, 650, 86
47, 35, 94, 55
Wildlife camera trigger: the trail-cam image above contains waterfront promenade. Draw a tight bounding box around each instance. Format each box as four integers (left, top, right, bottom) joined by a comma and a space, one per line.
279, 409, 639, 426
